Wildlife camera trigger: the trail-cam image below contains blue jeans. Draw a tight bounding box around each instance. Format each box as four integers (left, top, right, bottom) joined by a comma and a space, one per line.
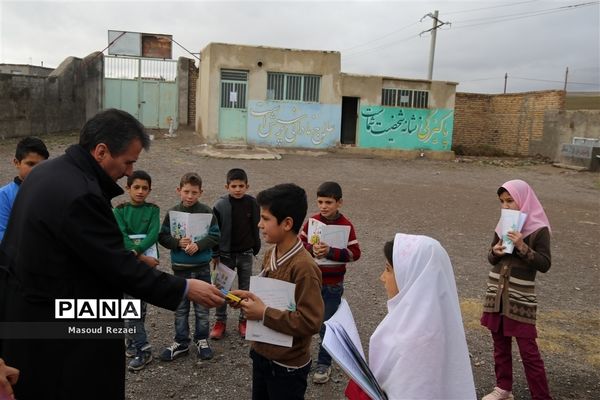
317, 282, 344, 366
124, 294, 150, 352
215, 250, 254, 322
173, 267, 211, 346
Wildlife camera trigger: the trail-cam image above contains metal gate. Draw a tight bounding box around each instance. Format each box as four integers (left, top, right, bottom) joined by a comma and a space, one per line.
104, 56, 178, 129
219, 69, 248, 142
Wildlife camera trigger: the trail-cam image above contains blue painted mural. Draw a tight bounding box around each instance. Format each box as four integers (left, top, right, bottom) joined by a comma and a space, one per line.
247, 101, 341, 148
358, 106, 454, 150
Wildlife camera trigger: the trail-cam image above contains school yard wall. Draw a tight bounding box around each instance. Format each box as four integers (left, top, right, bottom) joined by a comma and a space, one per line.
453, 90, 565, 156
0, 52, 102, 139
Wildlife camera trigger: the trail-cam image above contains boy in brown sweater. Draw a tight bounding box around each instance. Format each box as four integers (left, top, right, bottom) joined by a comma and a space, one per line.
232, 183, 324, 400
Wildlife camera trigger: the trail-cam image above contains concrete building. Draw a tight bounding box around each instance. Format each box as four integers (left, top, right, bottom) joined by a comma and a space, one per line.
195, 42, 457, 152
0, 64, 54, 77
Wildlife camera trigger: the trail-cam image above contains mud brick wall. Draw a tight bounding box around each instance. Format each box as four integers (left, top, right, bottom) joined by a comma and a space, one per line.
454, 90, 565, 155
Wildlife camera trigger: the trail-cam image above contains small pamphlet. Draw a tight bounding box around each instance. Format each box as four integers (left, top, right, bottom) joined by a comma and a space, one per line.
212, 262, 237, 291
245, 276, 296, 347
499, 209, 527, 254
169, 211, 212, 242
323, 299, 388, 400
307, 218, 351, 265
128, 234, 158, 259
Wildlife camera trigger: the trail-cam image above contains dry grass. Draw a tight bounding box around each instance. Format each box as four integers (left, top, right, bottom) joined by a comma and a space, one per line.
460, 299, 600, 368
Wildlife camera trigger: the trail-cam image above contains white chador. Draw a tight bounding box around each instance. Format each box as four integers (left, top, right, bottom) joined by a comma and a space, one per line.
369, 233, 476, 400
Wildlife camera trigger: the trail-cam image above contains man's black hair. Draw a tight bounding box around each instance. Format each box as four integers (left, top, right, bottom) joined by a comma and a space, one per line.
317, 181, 342, 201
127, 170, 152, 188
227, 168, 248, 184
256, 183, 307, 234
15, 137, 49, 161
79, 109, 150, 155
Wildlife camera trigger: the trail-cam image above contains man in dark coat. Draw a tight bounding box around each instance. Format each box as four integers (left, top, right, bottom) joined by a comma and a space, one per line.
0, 109, 224, 399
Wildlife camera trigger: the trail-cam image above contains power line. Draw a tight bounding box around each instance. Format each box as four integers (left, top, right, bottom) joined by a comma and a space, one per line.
340, 21, 421, 53
451, 1, 598, 29
511, 76, 600, 86
343, 33, 421, 59
444, 0, 542, 15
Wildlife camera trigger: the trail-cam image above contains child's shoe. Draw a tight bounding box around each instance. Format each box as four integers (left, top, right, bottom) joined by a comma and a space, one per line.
125, 345, 136, 358
482, 387, 514, 400
159, 342, 189, 361
238, 320, 247, 337
128, 350, 152, 371
196, 339, 214, 360
312, 364, 332, 384
209, 321, 226, 340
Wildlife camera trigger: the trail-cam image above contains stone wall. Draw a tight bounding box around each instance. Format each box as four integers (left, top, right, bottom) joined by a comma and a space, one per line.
0, 52, 102, 139
531, 110, 600, 161
453, 90, 565, 155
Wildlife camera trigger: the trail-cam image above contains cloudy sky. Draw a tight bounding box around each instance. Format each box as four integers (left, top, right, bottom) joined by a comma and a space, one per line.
1, 0, 598, 93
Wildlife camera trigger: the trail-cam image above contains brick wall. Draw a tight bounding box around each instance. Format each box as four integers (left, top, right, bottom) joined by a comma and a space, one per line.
453, 90, 565, 155
188, 62, 198, 127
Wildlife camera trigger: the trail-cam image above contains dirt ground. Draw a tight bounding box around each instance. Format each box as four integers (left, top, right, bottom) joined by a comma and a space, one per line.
1, 130, 598, 400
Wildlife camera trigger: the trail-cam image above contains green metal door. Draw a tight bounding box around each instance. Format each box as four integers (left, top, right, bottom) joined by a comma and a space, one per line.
104, 56, 178, 129
140, 82, 159, 127
219, 70, 248, 142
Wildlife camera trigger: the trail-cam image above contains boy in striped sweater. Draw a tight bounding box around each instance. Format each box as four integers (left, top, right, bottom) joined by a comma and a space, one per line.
299, 181, 361, 384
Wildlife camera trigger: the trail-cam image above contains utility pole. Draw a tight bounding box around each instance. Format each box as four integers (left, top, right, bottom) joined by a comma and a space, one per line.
421, 11, 450, 81
504, 73, 508, 94
563, 67, 569, 91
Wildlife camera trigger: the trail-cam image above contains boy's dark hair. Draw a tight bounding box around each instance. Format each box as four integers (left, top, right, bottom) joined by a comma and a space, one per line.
226, 168, 248, 184
180, 172, 202, 189
384, 240, 394, 267
257, 183, 307, 234
15, 137, 49, 161
317, 181, 343, 201
127, 170, 152, 188
79, 108, 150, 156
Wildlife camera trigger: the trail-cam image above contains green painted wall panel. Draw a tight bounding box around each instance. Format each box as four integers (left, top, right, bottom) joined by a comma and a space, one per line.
358, 106, 454, 151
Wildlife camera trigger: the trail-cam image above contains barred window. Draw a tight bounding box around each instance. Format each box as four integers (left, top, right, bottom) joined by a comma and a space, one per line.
382, 89, 396, 106
381, 88, 429, 109
267, 72, 320, 102
220, 69, 248, 109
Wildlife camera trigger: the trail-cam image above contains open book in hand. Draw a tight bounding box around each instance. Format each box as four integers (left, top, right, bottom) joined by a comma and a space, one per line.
499, 209, 527, 254
211, 262, 236, 291
307, 218, 351, 265
128, 234, 158, 259
169, 211, 212, 242
323, 299, 388, 400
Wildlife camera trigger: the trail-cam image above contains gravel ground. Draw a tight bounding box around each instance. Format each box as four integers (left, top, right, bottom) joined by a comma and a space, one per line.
1, 130, 598, 400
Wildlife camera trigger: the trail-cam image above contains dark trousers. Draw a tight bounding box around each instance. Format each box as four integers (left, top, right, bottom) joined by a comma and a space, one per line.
317, 282, 343, 366
492, 330, 552, 400
250, 349, 311, 400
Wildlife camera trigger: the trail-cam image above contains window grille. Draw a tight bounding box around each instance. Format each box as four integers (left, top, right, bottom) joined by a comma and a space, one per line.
267, 72, 320, 102
381, 88, 429, 109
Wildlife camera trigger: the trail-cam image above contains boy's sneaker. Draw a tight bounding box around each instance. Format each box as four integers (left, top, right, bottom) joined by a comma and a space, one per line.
312, 364, 332, 384
238, 320, 247, 337
482, 387, 515, 400
196, 339, 214, 360
159, 342, 189, 361
209, 321, 226, 340
128, 350, 152, 371
125, 345, 136, 358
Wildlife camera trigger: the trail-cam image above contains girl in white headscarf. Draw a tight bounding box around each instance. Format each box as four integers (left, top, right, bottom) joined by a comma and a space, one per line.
345, 233, 476, 400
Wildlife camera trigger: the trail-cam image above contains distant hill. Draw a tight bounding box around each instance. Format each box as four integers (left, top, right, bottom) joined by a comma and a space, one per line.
566, 92, 600, 110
